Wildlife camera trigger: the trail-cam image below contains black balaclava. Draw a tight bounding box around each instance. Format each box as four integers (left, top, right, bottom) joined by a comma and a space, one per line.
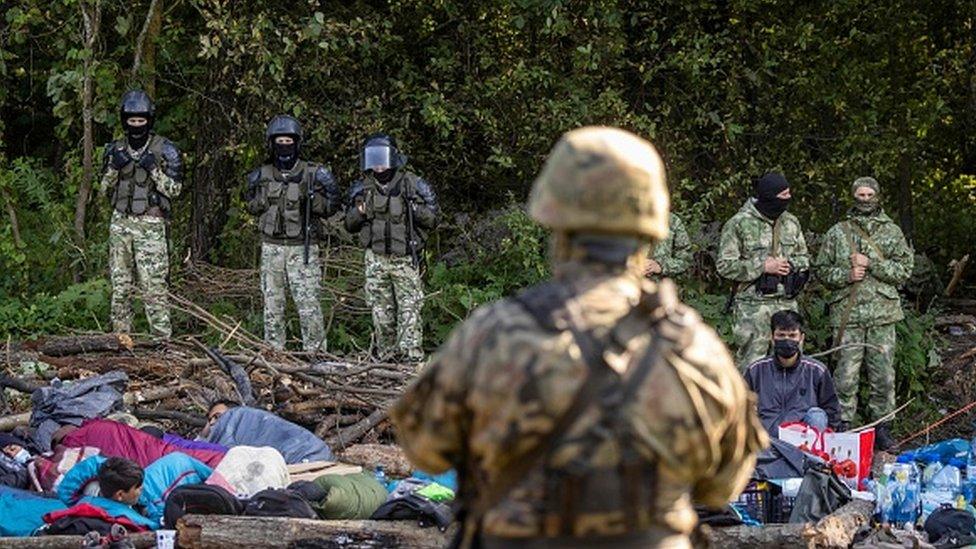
374, 168, 397, 184
754, 172, 791, 220
273, 139, 299, 171
124, 117, 152, 151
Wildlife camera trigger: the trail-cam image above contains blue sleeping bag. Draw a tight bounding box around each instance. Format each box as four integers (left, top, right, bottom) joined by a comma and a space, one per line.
59, 452, 212, 528
206, 406, 335, 464
0, 486, 66, 537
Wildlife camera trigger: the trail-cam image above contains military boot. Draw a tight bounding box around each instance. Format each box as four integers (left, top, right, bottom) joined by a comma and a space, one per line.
874, 422, 896, 451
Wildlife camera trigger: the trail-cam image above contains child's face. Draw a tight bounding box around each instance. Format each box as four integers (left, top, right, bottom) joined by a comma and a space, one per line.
116, 484, 143, 505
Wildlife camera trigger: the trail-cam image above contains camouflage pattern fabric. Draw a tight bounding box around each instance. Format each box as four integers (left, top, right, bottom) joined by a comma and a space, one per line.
363, 249, 423, 361
816, 207, 912, 421
260, 242, 325, 352
649, 213, 692, 278
717, 199, 809, 371
815, 210, 914, 328
390, 263, 766, 544
833, 323, 896, 422
107, 212, 171, 337
101, 140, 181, 339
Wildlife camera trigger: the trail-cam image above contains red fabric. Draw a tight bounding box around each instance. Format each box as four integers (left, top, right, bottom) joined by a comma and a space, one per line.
61, 419, 224, 468
43, 502, 147, 532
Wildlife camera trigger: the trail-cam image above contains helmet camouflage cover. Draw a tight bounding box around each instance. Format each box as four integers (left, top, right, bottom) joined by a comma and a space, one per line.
528, 126, 669, 241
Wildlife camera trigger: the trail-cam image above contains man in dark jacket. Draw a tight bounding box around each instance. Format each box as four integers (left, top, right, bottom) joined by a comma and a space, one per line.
744, 310, 842, 434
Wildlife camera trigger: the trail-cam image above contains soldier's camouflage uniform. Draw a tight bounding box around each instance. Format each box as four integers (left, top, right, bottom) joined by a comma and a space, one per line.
100, 136, 181, 338
392, 127, 765, 548
648, 212, 692, 279
345, 170, 439, 361
245, 160, 340, 352
717, 200, 809, 372
815, 199, 913, 422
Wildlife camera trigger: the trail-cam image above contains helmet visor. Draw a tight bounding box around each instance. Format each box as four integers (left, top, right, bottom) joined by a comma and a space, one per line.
362, 145, 393, 171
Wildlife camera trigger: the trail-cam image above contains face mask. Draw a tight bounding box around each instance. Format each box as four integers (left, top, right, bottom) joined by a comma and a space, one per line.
273, 142, 298, 170
773, 338, 800, 360
854, 197, 879, 214
755, 196, 790, 220
374, 168, 396, 183
13, 449, 30, 465
123, 118, 151, 150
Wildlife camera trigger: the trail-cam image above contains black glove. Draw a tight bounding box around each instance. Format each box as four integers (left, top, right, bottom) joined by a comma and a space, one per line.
148, 192, 160, 207
109, 147, 132, 170
138, 152, 157, 172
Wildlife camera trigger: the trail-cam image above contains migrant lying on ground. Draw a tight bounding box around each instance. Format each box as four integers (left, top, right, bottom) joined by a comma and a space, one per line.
201, 401, 335, 464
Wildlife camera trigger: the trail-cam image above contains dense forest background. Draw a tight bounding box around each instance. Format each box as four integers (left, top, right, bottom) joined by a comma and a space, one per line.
0, 1, 974, 418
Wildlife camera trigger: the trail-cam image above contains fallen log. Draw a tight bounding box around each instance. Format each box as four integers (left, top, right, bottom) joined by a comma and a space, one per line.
177, 515, 453, 548
0, 412, 30, 431
327, 407, 388, 449
0, 532, 154, 548
133, 408, 207, 427
36, 334, 134, 357
0, 375, 43, 395
339, 444, 412, 478
701, 499, 874, 548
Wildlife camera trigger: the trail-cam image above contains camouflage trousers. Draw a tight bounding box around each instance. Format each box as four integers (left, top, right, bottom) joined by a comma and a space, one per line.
363, 249, 424, 361
108, 213, 171, 338
260, 242, 325, 352
834, 323, 896, 422
732, 297, 798, 372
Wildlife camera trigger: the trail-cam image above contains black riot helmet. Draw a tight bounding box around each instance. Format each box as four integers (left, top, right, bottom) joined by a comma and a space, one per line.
360, 133, 406, 173
120, 90, 155, 147
265, 115, 303, 170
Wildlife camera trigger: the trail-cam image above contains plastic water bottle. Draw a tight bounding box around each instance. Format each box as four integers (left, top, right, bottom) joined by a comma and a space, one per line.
967, 437, 976, 480
374, 465, 387, 489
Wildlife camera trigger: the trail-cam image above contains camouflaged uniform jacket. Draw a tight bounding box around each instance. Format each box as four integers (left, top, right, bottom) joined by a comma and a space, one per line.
815, 210, 913, 327
717, 200, 809, 301
391, 262, 766, 545
649, 213, 692, 278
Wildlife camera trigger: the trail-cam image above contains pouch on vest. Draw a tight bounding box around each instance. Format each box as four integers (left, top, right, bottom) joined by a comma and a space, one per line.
283, 182, 302, 239
260, 180, 284, 237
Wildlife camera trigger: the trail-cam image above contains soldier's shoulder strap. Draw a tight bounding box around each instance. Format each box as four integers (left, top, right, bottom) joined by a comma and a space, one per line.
845, 220, 886, 261
258, 164, 276, 181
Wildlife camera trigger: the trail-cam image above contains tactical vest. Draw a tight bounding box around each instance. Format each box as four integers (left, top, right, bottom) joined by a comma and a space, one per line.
361, 172, 419, 257
111, 135, 167, 216
256, 161, 316, 242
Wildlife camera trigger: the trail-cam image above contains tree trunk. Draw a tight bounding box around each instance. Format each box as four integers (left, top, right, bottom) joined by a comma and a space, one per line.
177, 516, 454, 549
1, 187, 24, 248
73, 0, 101, 258
896, 152, 914, 243
0, 533, 155, 548
131, 0, 162, 95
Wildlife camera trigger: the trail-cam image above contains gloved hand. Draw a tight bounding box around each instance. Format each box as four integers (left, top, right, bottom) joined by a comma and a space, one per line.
138, 151, 157, 172
109, 147, 132, 170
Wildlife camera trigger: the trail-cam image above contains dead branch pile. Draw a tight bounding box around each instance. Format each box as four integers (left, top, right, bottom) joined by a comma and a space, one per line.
0, 293, 418, 449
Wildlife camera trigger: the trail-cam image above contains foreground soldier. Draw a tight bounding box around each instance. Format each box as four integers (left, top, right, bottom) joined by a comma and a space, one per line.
392, 127, 765, 548
344, 134, 439, 362
245, 115, 340, 351
815, 177, 913, 449
717, 173, 810, 371
645, 212, 692, 279
100, 90, 181, 338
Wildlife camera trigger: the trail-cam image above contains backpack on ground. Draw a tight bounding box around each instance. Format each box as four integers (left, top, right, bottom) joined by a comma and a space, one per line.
163, 484, 243, 528
242, 488, 317, 519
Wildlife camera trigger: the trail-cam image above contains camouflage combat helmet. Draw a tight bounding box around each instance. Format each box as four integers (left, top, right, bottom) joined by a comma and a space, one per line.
528, 126, 669, 241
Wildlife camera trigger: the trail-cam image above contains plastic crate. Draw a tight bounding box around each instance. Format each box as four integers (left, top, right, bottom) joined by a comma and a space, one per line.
735, 481, 796, 524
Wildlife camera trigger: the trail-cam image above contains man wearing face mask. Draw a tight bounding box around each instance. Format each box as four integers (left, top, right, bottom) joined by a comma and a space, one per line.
744, 311, 841, 435
815, 177, 913, 450
0, 433, 32, 489
344, 134, 439, 362
245, 115, 340, 352
99, 90, 182, 338
717, 173, 810, 372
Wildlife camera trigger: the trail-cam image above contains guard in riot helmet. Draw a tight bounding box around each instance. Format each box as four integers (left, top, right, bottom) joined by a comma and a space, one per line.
99, 89, 182, 338
344, 133, 439, 363
392, 127, 764, 548
244, 114, 340, 352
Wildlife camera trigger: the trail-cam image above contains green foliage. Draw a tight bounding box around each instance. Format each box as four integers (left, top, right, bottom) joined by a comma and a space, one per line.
423, 206, 548, 343
0, 278, 110, 337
